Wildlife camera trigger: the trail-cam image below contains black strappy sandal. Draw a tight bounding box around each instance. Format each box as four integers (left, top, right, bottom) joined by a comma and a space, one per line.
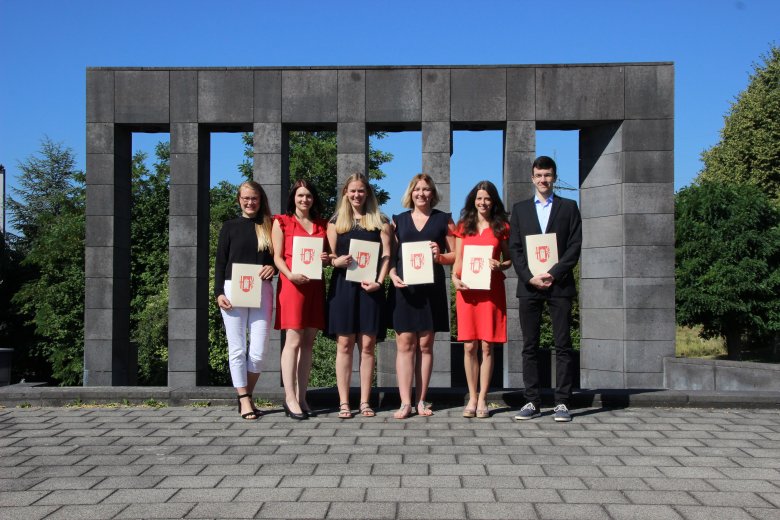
237, 393, 259, 420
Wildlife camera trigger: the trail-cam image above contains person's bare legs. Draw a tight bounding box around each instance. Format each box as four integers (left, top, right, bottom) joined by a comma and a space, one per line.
477, 341, 494, 412
415, 331, 435, 415
336, 334, 356, 415
280, 329, 304, 414
358, 333, 376, 416
463, 340, 479, 413
296, 328, 317, 412
394, 332, 416, 418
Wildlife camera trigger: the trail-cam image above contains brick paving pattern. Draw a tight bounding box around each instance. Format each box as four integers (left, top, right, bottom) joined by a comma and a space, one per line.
0, 405, 778, 519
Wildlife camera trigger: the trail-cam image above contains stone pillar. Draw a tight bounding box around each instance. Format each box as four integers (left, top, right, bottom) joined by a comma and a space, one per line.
502, 120, 536, 388
578, 64, 674, 389
423, 121, 453, 387
254, 70, 285, 391
168, 71, 210, 387
252, 122, 284, 391
84, 70, 133, 385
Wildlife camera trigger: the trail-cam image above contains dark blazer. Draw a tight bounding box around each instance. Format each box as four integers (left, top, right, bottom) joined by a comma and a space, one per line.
509, 193, 582, 299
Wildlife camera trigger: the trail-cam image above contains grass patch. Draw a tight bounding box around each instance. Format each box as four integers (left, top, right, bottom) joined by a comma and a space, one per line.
142, 398, 166, 409
676, 325, 727, 358
253, 397, 273, 408
191, 401, 211, 408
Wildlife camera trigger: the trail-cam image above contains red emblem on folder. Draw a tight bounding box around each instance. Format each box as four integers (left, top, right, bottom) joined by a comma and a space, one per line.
535, 245, 550, 263
357, 251, 371, 268
239, 275, 254, 293
469, 257, 484, 274
300, 248, 315, 265
411, 252, 425, 270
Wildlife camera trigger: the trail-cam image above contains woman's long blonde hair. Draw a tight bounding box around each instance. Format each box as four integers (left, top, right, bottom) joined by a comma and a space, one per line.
237, 180, 273, 252
333, 173, 384, 233
401, 173, 440, 208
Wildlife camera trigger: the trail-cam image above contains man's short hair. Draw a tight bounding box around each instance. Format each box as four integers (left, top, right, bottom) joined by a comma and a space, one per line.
532, 156, 557, 177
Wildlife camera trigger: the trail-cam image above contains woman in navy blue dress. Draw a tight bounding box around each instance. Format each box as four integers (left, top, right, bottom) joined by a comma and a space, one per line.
388, 173, 455, 418
327, 173, 391, 418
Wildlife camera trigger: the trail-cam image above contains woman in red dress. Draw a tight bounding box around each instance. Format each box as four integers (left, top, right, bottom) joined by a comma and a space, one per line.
272, 180, 329, 420
451, 181, 511, 419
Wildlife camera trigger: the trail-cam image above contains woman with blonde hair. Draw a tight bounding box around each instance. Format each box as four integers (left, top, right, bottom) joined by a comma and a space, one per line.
327, 173, 391, 418
451, 180, 511, 418
215, 180, 275, 420
388, 173, 455, 419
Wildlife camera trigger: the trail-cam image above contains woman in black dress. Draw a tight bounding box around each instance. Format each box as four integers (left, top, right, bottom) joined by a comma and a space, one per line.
388, 173, 455, 419
327, 173, 391, 418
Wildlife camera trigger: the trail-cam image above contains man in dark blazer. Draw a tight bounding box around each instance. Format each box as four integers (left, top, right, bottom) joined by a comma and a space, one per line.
509, 156, 582, 422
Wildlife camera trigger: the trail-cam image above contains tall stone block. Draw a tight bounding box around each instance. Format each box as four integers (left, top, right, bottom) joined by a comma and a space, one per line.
282, 70, 338, 123
84, 125, 133, 386
502, 120, 535, 387
366, 69, 421, 123
168, 124, 210, 387
254, 123, 284, 214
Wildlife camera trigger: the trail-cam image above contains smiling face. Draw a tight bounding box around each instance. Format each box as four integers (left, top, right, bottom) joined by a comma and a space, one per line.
475, 189, 493, 219
412, 180, 434, 210
532, 167, 556, 200
346, 180, 367, 213
238, 186, 261, 218
294, 186, 313, 214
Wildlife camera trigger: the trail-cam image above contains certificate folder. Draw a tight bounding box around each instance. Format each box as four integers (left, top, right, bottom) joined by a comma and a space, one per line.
346, 239, 380, 283
291, 236, 323, 280
230, 263, 263, 308
525, 233, 558, 276
401, 241, 434, 285
461, 245, 493, 290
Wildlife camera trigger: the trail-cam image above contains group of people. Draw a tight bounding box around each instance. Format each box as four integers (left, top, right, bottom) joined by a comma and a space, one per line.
214, 156, 582, 423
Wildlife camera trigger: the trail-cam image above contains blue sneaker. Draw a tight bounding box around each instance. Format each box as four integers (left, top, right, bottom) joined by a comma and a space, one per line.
514, 402, 540, 421
553, 404, 572, 422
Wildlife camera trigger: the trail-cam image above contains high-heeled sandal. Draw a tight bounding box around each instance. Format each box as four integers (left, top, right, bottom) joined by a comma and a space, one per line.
394, 403, 412, 419
237, 393, 259, 420
338, 402, 353, 419
247, 394, 263, 418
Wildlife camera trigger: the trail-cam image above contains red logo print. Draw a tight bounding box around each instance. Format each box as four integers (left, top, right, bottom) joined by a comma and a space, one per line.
469, 257, 484, 274
357, 251, 371, 268
535, 245, 550, 263
411, 252, 425, 270
239, 275, 254, 292
300, 248, 315, 265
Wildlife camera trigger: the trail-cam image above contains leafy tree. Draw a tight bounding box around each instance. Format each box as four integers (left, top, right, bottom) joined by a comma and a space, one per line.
698, 45, 780, 203
130, 143, 170, 385
207, 180, 241, 385
8, 138, 85, 384
675, 180, 780, 360
240, 131, 393, 216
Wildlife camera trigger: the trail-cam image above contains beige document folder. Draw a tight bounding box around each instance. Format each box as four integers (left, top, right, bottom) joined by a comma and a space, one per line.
230, 263, 263, 308
401, 241, 434, 285
291, 236, 323, 280
461, 244, 493, 290
346, 239, 380, 283
525, 233, 558, 276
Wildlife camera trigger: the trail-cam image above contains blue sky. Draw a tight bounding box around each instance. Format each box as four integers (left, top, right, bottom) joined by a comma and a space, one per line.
1, 0, 778, 226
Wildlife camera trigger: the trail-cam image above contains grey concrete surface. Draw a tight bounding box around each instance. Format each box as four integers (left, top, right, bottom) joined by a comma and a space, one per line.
1, 404, 778, 520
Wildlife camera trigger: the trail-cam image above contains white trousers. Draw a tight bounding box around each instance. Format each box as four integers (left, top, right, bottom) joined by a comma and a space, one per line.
220, 280, 273, 388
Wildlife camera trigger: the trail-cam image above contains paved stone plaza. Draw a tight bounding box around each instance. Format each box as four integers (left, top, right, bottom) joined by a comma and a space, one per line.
1, 404, 779, 519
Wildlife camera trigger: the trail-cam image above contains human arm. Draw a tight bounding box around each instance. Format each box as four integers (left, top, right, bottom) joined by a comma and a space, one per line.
547, 201, 582, 283
327, 222, 353, 269
451, 236, 469, 291
388, 218, 407, 288
362, 221, 392, 293
272, 218, 309, 285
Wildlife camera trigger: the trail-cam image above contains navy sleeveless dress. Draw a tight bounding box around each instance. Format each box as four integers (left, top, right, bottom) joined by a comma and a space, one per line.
327, 222, 386, 339
389, 210, 451, 333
